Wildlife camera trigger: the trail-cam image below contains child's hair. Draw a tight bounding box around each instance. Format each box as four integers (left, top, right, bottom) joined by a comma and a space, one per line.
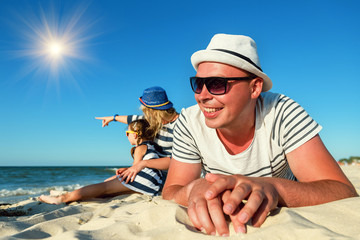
141, 106, 177, 136
128, 119, 155, 158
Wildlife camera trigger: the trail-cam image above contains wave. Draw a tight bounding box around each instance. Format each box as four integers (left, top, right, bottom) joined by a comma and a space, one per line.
0, 184, 83, 198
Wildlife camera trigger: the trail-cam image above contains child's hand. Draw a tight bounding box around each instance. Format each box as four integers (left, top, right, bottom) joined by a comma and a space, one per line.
116, 168, 127, 175
119, 162, 145, 184
120, 168, 138, 184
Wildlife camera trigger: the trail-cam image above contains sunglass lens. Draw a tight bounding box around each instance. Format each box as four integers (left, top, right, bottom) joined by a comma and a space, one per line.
190, 77, 203, 94
207, 78, 226, 95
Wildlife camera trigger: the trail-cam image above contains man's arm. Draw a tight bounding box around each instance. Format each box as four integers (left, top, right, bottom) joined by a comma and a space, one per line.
163, 159, 235, 236
278, 134, 357, 205
162, 158, 202, 206
205, 135, 357, 230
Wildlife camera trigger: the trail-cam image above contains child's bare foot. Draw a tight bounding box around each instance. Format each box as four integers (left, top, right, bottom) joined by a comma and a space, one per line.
49, 190, 64, 196
39, 195, 63, 205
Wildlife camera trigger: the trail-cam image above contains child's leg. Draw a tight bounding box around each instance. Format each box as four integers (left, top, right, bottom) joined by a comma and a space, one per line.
104, 175, 118, 182
40, 178, 134, 204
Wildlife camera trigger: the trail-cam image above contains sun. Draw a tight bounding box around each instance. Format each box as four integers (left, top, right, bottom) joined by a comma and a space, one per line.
48, 42, 63, 57
12, 2, 97, 88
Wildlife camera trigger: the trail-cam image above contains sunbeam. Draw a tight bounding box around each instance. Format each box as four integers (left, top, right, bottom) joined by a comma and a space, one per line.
10, 2, 99, 95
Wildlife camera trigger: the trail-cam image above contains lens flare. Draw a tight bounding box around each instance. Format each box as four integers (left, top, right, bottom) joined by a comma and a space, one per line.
10, 2, 99, 94
49, 42, 63, 57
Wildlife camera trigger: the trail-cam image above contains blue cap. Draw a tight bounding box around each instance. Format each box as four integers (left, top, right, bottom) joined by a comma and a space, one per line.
139, 86, 173, 110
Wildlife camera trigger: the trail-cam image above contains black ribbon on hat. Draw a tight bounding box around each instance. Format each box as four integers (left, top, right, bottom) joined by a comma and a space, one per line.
212, 49, 263, 72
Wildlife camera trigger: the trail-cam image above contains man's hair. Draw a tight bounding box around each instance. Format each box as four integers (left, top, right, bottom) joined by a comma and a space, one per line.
244, 69, 258, 79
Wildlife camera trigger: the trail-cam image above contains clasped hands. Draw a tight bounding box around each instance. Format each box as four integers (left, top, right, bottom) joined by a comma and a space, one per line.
187, 173, 279, 236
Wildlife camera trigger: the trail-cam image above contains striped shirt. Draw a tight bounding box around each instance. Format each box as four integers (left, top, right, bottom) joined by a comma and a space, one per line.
172, 92, 322, 180
119, 141, 165, 196
126, 115, 176, 157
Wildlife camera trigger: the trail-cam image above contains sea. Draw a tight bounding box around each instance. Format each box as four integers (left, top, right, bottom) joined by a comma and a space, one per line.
0, 166, 127, 204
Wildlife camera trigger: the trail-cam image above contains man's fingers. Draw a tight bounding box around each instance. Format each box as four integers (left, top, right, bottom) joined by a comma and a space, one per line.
205, 175, 236, 200
236, 189, 265, 225
207, 197, 229, 236
222, 190, 247, 233
189, 195, 230, 236
229, 208, 247, 234
187, 201, 202, 230
251, 196, 278, 227
205, 173, 220, 183
223, 183, 252, 215
193, 199, 216, 235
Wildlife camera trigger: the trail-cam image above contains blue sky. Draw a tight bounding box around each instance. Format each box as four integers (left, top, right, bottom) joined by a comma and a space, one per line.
0, 0, 359, 166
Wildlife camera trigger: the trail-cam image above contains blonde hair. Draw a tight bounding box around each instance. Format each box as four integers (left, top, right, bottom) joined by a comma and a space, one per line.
141, 106, 177, 136
128, 119, 155, 158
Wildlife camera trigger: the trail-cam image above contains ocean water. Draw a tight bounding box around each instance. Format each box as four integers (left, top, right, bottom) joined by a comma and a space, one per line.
0, 166, 127, 204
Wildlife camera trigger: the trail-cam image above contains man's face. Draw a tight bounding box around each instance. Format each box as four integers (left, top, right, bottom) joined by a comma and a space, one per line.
194, 62, 256, 130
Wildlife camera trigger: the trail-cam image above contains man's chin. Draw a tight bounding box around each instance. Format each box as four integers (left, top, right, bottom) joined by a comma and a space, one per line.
204, 118, 222, 129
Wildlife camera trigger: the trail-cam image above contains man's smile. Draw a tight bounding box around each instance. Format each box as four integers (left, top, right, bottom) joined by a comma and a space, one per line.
204, 107, 223, 113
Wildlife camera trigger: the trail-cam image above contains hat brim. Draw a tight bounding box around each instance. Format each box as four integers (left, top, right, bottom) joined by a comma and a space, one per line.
191, 50, 272, 92
139, 97, 173, 110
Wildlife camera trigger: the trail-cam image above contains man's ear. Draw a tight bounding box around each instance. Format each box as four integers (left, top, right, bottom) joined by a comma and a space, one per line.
251, 77, 263, 98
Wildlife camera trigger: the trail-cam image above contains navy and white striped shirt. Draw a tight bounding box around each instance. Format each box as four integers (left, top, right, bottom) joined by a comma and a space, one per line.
171, 92, 322, 180
126, 115, 176, 158
119, 141, 164, 196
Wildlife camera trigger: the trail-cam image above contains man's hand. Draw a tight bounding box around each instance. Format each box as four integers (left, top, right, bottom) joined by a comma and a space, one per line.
205, 173, 279, 231
187, 178, 231, 236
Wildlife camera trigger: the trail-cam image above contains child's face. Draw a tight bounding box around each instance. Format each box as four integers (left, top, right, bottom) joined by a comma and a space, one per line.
126, 127, 138, 145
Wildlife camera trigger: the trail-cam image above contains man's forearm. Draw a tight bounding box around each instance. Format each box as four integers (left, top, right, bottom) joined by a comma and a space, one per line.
267, 178, 358, 207
162, 179, 203, 206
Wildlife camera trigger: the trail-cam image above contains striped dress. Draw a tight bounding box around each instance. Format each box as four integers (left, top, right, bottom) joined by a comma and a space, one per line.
171, 92, 322, 180
118, 141, 165, 196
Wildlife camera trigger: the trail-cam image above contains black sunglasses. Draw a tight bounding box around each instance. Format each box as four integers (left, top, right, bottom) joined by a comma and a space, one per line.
190, 76, 255, 95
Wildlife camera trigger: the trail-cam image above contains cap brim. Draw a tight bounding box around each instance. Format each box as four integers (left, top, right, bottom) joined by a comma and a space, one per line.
139, 97, 173, 110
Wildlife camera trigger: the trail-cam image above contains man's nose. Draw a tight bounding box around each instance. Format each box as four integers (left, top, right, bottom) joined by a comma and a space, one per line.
196, 84, 213, 101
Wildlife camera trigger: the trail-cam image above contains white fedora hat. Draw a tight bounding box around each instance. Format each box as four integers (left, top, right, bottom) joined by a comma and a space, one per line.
191, 34, 272, 92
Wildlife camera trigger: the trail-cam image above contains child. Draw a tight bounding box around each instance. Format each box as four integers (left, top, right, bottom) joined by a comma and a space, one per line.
114, 119, 166, 195
39, 119, 165, 204
96, 87, 179, 179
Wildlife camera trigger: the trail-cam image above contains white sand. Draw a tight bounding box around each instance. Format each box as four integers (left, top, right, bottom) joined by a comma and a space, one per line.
1, 165, 360, 239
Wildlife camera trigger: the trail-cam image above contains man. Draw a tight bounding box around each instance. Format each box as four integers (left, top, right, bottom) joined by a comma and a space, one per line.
162, 34, 357, 236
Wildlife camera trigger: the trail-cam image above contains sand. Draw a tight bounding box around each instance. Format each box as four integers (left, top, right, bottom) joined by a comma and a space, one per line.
1, 165, 360, 240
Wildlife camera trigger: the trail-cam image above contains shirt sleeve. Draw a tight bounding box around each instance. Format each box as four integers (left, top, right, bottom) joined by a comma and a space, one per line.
272, 94, 322, 154
171, 108, 202, 163
126, 115, 145, 124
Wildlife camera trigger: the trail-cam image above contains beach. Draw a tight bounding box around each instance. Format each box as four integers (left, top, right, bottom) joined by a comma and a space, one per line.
1, 165, 360, 239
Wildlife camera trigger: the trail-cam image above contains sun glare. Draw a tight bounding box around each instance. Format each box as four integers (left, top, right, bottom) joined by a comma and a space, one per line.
49, 42, 63, 57
13, 2, 97, 89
